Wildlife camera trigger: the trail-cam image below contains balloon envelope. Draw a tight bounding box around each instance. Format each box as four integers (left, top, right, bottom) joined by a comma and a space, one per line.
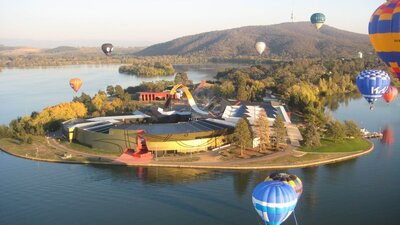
255, 42, 267, 55
69, 78, 82, 92
369, 1, 400, 78
310, 13, 326, 30
383, 86, 398, 103
252, 181, 297, 225
265, 173, 303, 198
101, 43, 113, 56
356, 70, 390, 105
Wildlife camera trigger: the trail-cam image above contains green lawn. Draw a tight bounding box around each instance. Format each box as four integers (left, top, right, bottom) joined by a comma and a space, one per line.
65, 141, 122, 156
300, 138, 371, 153
0, 137, 62, 160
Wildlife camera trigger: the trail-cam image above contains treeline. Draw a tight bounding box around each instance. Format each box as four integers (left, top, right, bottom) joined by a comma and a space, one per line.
303, 119, 362, 148
0, 55, 209, 68
215, 57, 386, 105
1, 85, 143, 143
119, 62, 175, 77
126, 80, 175, 94
2, 102, 87, 143
213, 57, 385, 146
73, 85, 143, 117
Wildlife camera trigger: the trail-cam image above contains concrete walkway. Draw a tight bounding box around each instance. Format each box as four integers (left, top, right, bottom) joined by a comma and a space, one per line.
286, 124, 303, 147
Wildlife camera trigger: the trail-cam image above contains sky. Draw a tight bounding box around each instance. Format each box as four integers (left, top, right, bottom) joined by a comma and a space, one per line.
0, 0, 386, 47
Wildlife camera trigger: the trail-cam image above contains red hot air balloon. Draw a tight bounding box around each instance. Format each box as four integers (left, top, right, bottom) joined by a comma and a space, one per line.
69, 78, 82, 92
383, 86, 398, 103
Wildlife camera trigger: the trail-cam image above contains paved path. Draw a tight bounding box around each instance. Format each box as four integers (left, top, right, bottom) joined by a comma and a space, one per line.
286, 124, 303, 147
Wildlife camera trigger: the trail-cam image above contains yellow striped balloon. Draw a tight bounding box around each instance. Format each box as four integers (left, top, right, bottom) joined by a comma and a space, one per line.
265, 172, 303, 198
369, 0, 400, 78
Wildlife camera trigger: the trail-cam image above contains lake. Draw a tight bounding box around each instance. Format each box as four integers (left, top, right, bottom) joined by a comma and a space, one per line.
1, 65, 400, 225
0, 64, 228, 125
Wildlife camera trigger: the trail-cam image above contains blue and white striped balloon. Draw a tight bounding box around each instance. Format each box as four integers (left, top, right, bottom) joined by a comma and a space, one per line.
252, 181, 298, 225
356, 70, 390, 105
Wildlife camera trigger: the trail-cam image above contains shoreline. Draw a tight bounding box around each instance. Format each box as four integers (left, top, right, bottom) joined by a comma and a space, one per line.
0, 141, 374, 170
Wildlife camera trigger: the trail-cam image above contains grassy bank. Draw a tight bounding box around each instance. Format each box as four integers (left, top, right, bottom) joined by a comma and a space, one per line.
62, 141, 122, 156
0, 137, 114, 163
0, 137, 61, 160
300, 138, 371, 153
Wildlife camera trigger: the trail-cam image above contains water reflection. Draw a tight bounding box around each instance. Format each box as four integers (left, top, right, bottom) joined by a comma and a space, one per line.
381, 126, 394, 146
88, 165, 221, 185
300, 167, 319, 210
232, 171, 252, 197
322, 93, 362, 112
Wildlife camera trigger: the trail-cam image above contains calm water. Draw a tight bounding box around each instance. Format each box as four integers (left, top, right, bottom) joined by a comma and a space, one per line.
1, 66, 400, 225
0, 64, 224, 125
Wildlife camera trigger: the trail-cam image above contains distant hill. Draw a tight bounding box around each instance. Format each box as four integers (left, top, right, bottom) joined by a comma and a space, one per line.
0, 46, 43, 55
0, 45, 144, 56
0, 45, 16, 51
44, 46, 79, 53
138, 22, 372, 58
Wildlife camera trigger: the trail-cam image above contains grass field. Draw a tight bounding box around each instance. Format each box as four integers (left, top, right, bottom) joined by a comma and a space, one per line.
301, 138, 371, 153
0, 137, 62, 160
65, 141, 122, 156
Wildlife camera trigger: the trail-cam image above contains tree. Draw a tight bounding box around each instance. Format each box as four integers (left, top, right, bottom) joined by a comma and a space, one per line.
255, 110, 270, 152
273, 115, 286, 146
115, 85, 125, 99
9, 118, 27, 142
26, 136, 33, 144
219, 80, 235, 98
303, 123, 321, 147
233, 118, 253, 156
106, 85, 115, 97
174, 72, 189, 85
91, 92, 108, 113
344, 120, 361, 138
326, 120, 346, 142
31, 102, 88, 131
0, 125, 11, 138
73, 92, 93, 112
237, 76, 248, 101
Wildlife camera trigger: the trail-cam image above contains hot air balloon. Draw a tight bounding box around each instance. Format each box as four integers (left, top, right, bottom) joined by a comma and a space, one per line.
252, 181, 298, 225
255, 42, 267, 55
356, 70, 390, 110
369, 1, 400, 78
101, 43, 113, 56
381, 127, 394, 145
69, 78, 82, 92
383, 86, 398, 103
310, 13, 326, 30
265, 173, 303, 198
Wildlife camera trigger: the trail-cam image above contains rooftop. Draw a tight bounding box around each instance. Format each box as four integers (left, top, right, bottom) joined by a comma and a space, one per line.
114, 119, 233, 135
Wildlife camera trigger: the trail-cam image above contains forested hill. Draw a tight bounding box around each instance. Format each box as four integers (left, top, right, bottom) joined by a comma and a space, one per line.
138, 22, 372, 58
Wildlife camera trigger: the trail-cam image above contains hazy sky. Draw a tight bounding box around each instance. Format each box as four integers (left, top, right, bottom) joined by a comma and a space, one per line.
0, 0, 385, 47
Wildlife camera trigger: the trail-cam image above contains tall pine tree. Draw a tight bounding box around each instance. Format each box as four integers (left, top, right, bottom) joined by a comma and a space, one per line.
255, 110, 270, 152
234, 118, 253, 156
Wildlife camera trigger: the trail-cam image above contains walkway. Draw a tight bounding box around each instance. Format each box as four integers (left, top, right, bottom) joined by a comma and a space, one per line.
286, 124, 303, 147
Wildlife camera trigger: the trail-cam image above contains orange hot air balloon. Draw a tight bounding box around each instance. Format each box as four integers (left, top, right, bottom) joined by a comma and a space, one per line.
69, 78, 82, 92
381, 127, 394, 145
383, 86, 398, 103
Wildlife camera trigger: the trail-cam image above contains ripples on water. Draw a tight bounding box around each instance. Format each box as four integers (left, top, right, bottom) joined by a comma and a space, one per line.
1, 66, 400, 225
1, 136, 400, 225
